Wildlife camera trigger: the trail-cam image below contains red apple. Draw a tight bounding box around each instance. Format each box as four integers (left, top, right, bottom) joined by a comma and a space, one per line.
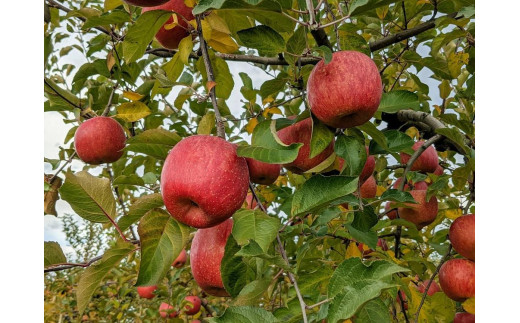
449, 214, 475, 261
307, 51, 382, 129
400, 141, 439, 173
433, 164, 444, 176
389, 190, 438, 229
393, 177, 428, 191
161, 135, 249, 228
454, 312, 475, 323
190, 218, 232, 297
74, 116, 126, 164
142, 0, 195, 50
191, 321, 202, 323
337, 147, 375, 183
137, 285, 157, 299
385, 202, 398, 220
245, 157, 280, 185
360, 176, 377, 199
124, 0, 169, 6
416, 280, 441, 296
277, 117, 335, 174
159, 302, 178, 318
184, 295, 201, 315
172, 249, 187, 267
439, 259, 475, 302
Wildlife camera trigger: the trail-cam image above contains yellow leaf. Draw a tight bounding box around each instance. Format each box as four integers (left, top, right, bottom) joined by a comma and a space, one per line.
262, 107, 282, 118
106, 51, 116, 71
246, 118, 259, 134
164, 14, 178, 30
345, 243, 362, 259
439, 80, 451, 99
376, 6, 388, 19
123, 91, 144, 101
462, 297, 475, 314
447, 51, 469, 78
405, 126, 419, 139
376, 185, 386, 197
116, 101, 151, 122
104, 0, 123, 12
178, 36, 194, 65
444, 208, 462, 220
184, 0, 196, 8
197, 112, 215, 135
262, 97, 275, 106
206, 81, 217, 92
206, 13, 231, 35
208, 31, 239, 53
201, 19, 212, 41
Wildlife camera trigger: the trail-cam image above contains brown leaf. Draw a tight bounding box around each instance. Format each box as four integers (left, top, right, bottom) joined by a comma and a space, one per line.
206, 81, 217, 92
44, 174, 62, 216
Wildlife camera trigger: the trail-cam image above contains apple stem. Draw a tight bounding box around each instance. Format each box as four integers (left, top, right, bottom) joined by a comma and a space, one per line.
195, 15, 225, 139
413, 245, 453, 323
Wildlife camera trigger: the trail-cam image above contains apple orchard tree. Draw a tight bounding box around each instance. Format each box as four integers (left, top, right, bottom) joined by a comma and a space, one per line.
44, 0, 475, 322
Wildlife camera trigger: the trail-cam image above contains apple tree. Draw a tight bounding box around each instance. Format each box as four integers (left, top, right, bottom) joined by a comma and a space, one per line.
44, 0, 475, 321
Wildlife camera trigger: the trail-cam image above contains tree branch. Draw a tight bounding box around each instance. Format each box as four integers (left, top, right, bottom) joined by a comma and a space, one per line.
413, 245, 453, 322
306, 298, 330, 309
48, 152, 76, 184
196, 15, 225, 139
398, 290, 410, 323
102, 84, 118, 117
44, 255, 103, 273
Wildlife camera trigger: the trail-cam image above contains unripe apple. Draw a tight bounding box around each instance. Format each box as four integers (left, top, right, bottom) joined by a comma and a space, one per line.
416, 280, 441, 296
400, 141, 439, 173
389, 190, 438, 229
136, 285, 157, 299
141, 0, 195, 49
454, 312, 475, 323
74, 116, 126, 164
392, 177, 428, 191
449, 214, 475, 260
190, 218, 233, 296
245, 158, 280, 185
439, 259, 475, 302
184, 295, 201, 315
277, 118, 335, 174
123, 0, 169, 6
307, 51, 382, 128
172, 249, 187, 268
337, 147, 375, 183
159, 302, 178, 318
161, 135, 249, 228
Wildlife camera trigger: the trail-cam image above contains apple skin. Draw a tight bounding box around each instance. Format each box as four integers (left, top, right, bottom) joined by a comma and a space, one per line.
449, 214, 475, 261
245, 158, 280, 185
433, 164, 444, 176
191, 218, 233, 297
191, 321, 202, 323
141, 0, 195, 50
184, 295, 201, 315
389, 190, 438, 229
124, 0, 169, 6
307, 51, 382, 129
392, 177, 428, 191
159, 302, 178, 318
160, 135, 249, 228
438, 259, 475, 302
337, 146, 375, 183
416, 280, 441, 296
454, 313, 475, 323
277, 117, 335, 174
359, 176, 377, 199
172, 249, 187, 267
400, 141, 439, 173
136, 285, 157, 299
74, 116, 126, 164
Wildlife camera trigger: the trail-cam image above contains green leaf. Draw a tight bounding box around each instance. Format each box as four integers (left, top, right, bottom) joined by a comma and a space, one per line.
59, 170, 117, 223
178, 36, 194, 65
347, 225, 378, 251
356, 298, 391, 323
459, 5, 475, 18
208, 306, 278, 323
335, 134, 367, 177
118, 193, 164, 231
44, 241, 67, 267
196, 53, 234, 99
236, 120, 302, 164
379, 189, 417, 203
122, 10, 172, 63
310, 116, 334, 159
163, 52, 184, 83
125, 128, 181, 159
378, 91, 420, 113
349, 0, 399, 16
292, 175, 358, 216
369, 130, 414, 154
221, 235, 248, 297
314, 45, 333, 64
234, 240, 291, 271
351, 205, 378, 233
77, 240, 135, 314
232, 209, 280, 252
357, 122, 389, 152
435, 128, 470, 154
72, 59, 111, 92
112, 174, 145, 187
116, 101, 151, 122
233, 279, 271, 306
237, 25, 285, 56
327, 258, 409, 322
285, 27, 306, 61
136, 209, 191, 286
259, 77, 287, 100
298, 265, 334, 294
44, 78, 83, 111
82, 10, 130, 29
198, 111, 216, 135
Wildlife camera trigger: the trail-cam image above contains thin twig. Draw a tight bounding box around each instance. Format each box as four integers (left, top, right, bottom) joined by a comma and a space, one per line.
305, 0, 316, 27
306, 298, 331, 309
44, 255, 103, 273
413, 245, 453, 322
44, 79, 81, 110
102, 84, 118, 116
319, 15, 351, 29
48, 152, 76, 184
398, 291, 410, 323
196, 15, 225, 139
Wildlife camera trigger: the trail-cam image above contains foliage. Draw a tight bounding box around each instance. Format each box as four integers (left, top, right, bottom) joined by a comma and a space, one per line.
44, 0, 475, 321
